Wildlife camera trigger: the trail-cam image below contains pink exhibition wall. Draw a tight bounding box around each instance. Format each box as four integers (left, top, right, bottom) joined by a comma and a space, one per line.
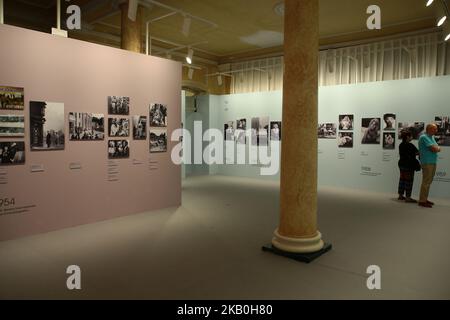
0, 24, 182, 241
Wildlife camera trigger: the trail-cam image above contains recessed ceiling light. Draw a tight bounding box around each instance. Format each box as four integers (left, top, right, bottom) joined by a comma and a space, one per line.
426, 0, 434, 7
437, 16, 447, 27
273, 2, 284, 16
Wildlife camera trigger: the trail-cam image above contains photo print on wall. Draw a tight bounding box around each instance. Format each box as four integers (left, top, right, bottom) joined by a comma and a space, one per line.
30, 101, 65, 151
108, 118, 130, 137
270, 121, 282, 141
108, 96, 130, 115
0, 86, 24, 110
318, 123, 337, 139
69, 113, 104, 141
150, 103, 168, 127
0, 142, 25, 165
383, 113, 396, 131
224, 121, 235, 141
108, 140, 130, 159
133, 116, 147, 140
339, 115, 354, 131
0, 115, 25, 137
236, 118, 247, 144
435, 116, 450, 146
338, 132, 353, 148
150, 128, 168, 153
361, 118, 381, 144
398, 122, 425, 140
383, 132, 396, 150
251, 117, 269, 146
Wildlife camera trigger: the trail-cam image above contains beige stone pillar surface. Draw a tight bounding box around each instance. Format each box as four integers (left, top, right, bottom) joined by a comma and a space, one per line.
272, 0, 324, 253
120, 2, 142, 53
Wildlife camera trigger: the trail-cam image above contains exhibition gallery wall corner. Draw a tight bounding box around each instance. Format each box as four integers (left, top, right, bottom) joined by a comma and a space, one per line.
0, 24, 182, 241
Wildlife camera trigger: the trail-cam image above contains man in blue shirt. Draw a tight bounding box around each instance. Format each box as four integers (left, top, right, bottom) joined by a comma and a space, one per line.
418, 124, 441, 208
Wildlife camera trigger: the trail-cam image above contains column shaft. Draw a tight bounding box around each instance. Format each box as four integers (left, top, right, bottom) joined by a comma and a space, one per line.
120, 2, 142, 53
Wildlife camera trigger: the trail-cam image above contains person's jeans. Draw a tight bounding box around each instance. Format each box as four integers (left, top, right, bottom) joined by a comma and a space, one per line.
420, 164, 437, 203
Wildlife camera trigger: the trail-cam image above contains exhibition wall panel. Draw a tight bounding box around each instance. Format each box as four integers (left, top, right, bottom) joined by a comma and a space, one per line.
0, 25, 182, 241
206, 76, 450, 199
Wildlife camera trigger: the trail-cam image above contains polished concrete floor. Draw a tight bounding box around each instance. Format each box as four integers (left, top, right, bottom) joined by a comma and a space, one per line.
1, 175, 449, 300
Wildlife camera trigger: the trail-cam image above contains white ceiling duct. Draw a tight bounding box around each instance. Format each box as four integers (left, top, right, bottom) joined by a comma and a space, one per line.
128, 0, 139, 21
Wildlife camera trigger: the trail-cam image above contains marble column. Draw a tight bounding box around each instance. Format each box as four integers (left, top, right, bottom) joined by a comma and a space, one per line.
271, 0, 327, 255
120, 2, 142, 53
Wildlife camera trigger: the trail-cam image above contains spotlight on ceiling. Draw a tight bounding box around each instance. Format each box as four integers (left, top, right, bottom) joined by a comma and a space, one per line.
186, 47, 194, 64
437, 16, 447, 27
182, 15, 192, 37
128, 0, 138, 22
217, 74, 223, 86
446, 33, 450, 41
426, 0, 434, 6
188, 68, 194, 80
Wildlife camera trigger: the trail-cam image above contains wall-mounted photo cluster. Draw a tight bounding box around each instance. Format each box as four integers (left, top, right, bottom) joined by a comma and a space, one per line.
223, 117, 281, 146
149, 103, 168, 153
338, 115, 354, 148
0, 84, 170, 164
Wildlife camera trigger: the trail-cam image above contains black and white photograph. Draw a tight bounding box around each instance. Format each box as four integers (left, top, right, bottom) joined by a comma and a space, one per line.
236, 118, 247, 144
398, 122, 425, 140
108, 140, 130, 159
30, 101, 65, 151
318, 123, 337, 139
0, 115, 25, 137
69, 113, 104, 141
224, 121, 235, 141
0, 142, 25, 165
150, 129, 168, 153
133, 116, 147, 140
338, 132, 353, 148
150, 103, 168, 127
435, 116, 450, 146
0, 86, 24, 110
383, 113, 396, 131
383, 132, 396, 150
108, 96, 130, 115
270, 121, 282, 141
251, 117, 269, 146
339, 115, 354, 131
108, 118, 130, 137
361, 118, 381, 144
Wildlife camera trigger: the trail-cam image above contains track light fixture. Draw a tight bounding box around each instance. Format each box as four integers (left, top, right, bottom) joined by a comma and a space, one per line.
426, 0, 434, 6
438, 15, 447, 26
446, 33, 450, 41
186, 47, 194, 64
182, 15, 192, 37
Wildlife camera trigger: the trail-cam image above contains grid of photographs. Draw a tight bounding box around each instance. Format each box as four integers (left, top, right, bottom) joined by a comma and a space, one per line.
149, 103, 168, 153
0, 86, 24, 110
69, 113, 104, 141
338, 115, 354, 148
30, 101, 65, 151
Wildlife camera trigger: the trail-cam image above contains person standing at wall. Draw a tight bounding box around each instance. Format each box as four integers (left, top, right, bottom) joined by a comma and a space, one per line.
398, 130, 420, 203
418, 124, 441, 208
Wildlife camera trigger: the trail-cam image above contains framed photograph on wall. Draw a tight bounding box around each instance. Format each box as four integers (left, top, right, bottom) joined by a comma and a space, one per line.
224, 121, 235, 141
0, 86, 24, 110
30, 101, 65, 151
108, 96, 130, 115
0, 115, 25, 137
68, 113, 104, 141
132, 116, 147, 140
435, 116, 450, 146
398, 122, 425, 140
150, 128, 167, 153
361, 118, 381, 144
270, 121, 282, 141
236, 119, 247, 144
338, 132, 353, 148
339, 115, 354, 131
108, 118, 130, 137
383, 113, 396, 131
318, 123, 337, 139
0, 141, 25, 165
150, 103, 168, 127
108, 140, 130, 159
383, 132, 396, 150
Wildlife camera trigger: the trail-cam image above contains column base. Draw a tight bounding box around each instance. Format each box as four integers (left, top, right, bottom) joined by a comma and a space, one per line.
262, 243, 332, 264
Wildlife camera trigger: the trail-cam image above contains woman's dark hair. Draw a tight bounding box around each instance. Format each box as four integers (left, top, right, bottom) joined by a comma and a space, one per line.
401, 129, 412, 142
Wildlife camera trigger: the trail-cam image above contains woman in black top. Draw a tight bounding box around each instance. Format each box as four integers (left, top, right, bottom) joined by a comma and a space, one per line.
398, 130, 420, 202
